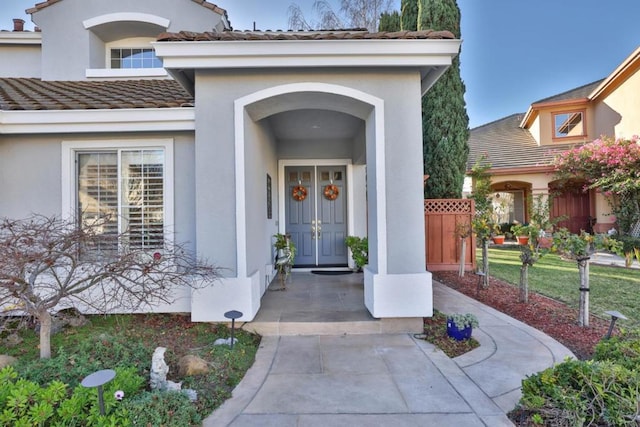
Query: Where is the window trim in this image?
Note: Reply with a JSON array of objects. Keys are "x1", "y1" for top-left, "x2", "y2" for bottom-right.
[
  {"x1": 106, "y1": 37, "x2": 162, "y2": 70},
  {"x1": 551, "y1": 108, "x2": 587, "y2": 141},
  {"x1": 61, "y1": 139, "x2": 174, "y2": 245},
  {"x1": 85, "y1": 37, "x2": 168, "y2": 78}
]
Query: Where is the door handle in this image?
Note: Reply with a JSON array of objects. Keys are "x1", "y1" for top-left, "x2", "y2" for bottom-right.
[{"x1": 311, "y1": 224, "x2": 316, "y2": 239}]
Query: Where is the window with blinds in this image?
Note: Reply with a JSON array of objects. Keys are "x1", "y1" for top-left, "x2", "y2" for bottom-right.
[{"x1": 77, "y1": 149, "x2": 164, "y2": 253}]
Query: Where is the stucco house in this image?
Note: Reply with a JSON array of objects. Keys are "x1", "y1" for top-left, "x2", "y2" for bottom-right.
[
  {"x1": 0, "y1": 0, "x2": 461, "y2": 324},
  {"x1": 468, "y1": 46, "x2": 640, "y2": 234}
]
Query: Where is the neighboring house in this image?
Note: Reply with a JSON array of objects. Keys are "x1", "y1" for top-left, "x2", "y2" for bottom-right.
[
  {"x1": 0, "y1": 0, "x2": 460, "y2": 323},
  {"x1": 468, "y1": 46, "x2": 640, "y2": 234}
]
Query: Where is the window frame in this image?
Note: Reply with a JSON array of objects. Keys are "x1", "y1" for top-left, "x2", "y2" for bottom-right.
[
  {"x1": 105, "y1": 37, "x2": 162, "y2": 70},
  {"x1": 62, "y1": 139, "x2": 175, "y2": 248},
  {"x1": 551, "y1": 109, "x2": 587, "y2": 141},
  {"x1": 87, "y1": 37, "x2": 167, "y2": 78}
]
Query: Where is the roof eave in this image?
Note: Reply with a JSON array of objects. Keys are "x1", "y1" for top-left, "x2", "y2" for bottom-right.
[
  {"x1": 485, "y1": 165, "x2": 555, "y2": 176},
  {"x1": 0, "y1": 32, "x2": 42, "y2": 45},
  {"x1": 589, "y1": 46, "x2": 640, "y2": 101},
  {"x1": 152, "y1": 38, "x2": 461, "y2": 78},
  {"x1": 521, "y1": 97, "x2": 590, "y2": 129},
  {"x1": 0, "y1": 108, "x2": 195, "y2": 134}
]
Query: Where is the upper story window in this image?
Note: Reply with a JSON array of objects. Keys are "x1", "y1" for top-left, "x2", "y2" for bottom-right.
[
  {"x1": 553, "y1": 110, "x2": 586, "y2": 139},
  {"x1": 110, "y1": 48, "x2": 162, "y2": 69}
]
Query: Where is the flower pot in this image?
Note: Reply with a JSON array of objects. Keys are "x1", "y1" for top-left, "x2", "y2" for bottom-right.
[
  {"x1": 517, "y1": 236, "x2": 529, "y2": 245},
  {"x1": 446, "y1": 319, "x2": 473, "y2": 341},
  {"x1": 491, "y1": 235, "x2": 505, "y2": 245},
  {"x1": 538, "y1": 236, "x2": 553, "y2": 249}
]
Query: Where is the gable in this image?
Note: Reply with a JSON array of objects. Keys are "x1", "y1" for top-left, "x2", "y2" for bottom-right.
[{"x1": 27, "y1": 0, "x2": 231, "y2": 81}]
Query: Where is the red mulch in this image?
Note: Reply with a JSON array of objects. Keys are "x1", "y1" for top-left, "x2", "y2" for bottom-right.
[{"x1": 433, "y1": 271, "x2": 612, "y2": 360}]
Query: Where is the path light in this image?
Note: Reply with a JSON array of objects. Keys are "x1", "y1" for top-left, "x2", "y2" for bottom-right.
[
  {"x1": 604, "y1": 310, "x2": 627, "y2": 339},
  {"x1": 81, "y1": 369, "x2": 116, "y2": 415},
  {"x1": 224, "y1": 310, "x2": 243, "y2": 349}
]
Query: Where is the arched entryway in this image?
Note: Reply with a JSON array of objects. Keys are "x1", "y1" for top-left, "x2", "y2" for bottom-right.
[{"x1": 490, "y1": 181, "x2": 532, "y2": 224}]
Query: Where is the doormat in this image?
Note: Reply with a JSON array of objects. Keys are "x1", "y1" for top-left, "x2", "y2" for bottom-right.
[{"x1": 311, "y1": 270, "x2": 353, "y2": 275}]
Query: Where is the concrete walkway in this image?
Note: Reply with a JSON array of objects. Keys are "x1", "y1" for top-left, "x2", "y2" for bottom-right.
[{"x1": 205, "y1": 281, "x2": 574, "y2": 426}]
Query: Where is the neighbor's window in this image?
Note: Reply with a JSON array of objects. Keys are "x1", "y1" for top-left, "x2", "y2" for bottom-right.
[
  {"x1": 110, "y1": 48, "x2": 162, "y2": 69},
  {"x1": 77, "y1": 149, "x2": 165, "y2": 253},
  {"x1": 553, "y1": 111, "x2": 585, "y2": 139}
]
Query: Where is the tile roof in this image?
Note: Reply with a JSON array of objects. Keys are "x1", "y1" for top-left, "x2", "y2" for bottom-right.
[
  {"x1": 0, "y1": 78, "x2": 193, "y2": 111},
  {"x1": 534, "y1": 79, "x2": 604, "y2": 104},
  {"x1": 467, "y1": 113, "x2": 577, "y2": 171},
  {"x1": 156, "y1": 29, "x2": 456, "y2": 42},
  {"x1": 25, "y1": 0, "x2": 228, "y2": 20}
]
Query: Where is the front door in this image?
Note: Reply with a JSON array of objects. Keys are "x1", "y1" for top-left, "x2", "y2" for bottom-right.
[{"x1": 285, "y1": 165, "x2": 348, "y2": 267}]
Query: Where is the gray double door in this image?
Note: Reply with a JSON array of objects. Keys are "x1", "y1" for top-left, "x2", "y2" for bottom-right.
[{"x1": 285, "y1": 165, "x2": 348, "y2": 267}]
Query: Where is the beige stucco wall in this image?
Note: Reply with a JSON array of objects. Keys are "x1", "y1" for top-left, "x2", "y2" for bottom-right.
[
  {"x1": 594, "y1": 70, "x2": 640, "y2": 139},
  {"x1": 492, "y1": 172, "x2": 550, "y2": 193},
  {"x1": 535, "y1": 105, "x2": 594, "y2": 146},
  {"x1": 490, "y1": 170, "x2": 614, "y2": 231}
]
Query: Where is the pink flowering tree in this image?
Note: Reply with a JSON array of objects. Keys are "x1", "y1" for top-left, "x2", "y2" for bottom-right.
[
  {"x1": 0, "y1": 215, "x2": 219, "y2": 359},
  {"x1": 553, "y1": 135, "x2": 640, "y2": 233}
]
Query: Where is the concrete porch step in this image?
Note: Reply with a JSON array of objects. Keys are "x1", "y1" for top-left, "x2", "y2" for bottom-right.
[{"x1": 243, "y1": 317, "x2": 423, "y2": 336}]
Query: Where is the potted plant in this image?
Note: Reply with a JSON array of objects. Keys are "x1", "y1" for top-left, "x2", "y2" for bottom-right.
[
  {"x1": 273, "y1": 233, "x2": 296, "y2": 289},
  {"x1": 345, "y1": 236, "x2": 368, "y2": 271},
  {"x1": 446, "y1": 313, "x2": 479, "y2": 341},
  {"x1": 511, "y1": 223, "x2": 531, "y2": 245},
  {"x1": 490, "y1": 223, "x2": 505, "y2": 244}
]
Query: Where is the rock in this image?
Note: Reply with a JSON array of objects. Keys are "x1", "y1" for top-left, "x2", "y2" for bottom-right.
[
  {"x1": 166, "y1": 380, "x2": 182, "y2": 391},
  {"x1": 4, "y1": 333, "x2": 23, "y2": 347},
  {"x1": 0, "y1": 355, "x2": 18, "y2": 369},
  {"x1": 150, "y1": 347, "x2": 169, "y2": 390},
  {"x1": 214, "y1": 337, "x2": 238, "y2": 347},
  {"x1": 182, "y1": 389, "x2": 198, "y2": 402},
  {"x1": 178, "y1": 354, "x2": 209, "y2": 376},
  {"x1": 57, "y1": 308, "x2": 89, "y2": 328}
]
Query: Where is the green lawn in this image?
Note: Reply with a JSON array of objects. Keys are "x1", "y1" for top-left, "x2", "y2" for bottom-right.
[{"x1": 484, "y1": 247, "x2": 640, "y2": 328}]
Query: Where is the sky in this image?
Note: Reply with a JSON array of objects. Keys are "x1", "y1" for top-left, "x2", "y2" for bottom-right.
[{"x1": 3, "y1": 0, "x2": 640, "y2": 128}]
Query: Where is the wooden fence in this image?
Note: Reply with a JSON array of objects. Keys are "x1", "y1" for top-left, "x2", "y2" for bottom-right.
[{"x1": 424, "y1": 199, "x2": 476, "y2": 272}]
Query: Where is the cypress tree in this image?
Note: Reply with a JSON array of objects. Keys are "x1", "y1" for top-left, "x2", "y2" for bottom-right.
[
  {"x1": 418, "y1": 0, "x2": 469, "y2": 198},
  {"x1": 378, "y1": 11, "x2": 401, "y2": 32},
  {"x1": 401, "y1": 0, "x2": 418, "y2": 31}
]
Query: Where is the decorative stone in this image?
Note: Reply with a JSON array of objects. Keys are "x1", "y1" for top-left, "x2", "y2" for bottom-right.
[
  {"x1": 4, "y1": 333, "x2": 23, "y2": 347},
  {"x1": 178, "y1": 354, "x2": 209, "y2": 376},
  {"x1": 214, "y1": 337, "x2": 238, "y2": 347},
  {"x1": 0, "y1": 355, "x2": 18, "y2": 369},
  {"x1": 150, "y1": 347, "x2": 169, "y2": 390},
  {"x1": 166, "y1": 380, "x2": 182, "y2": 391},
  {"x1": 182, "y1": 389, "x2": 198, "y2": 402}
]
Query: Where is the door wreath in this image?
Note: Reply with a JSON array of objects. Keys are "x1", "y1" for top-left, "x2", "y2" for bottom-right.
[
  {"x1": 323, "y1": 184, "x2": 339, "y2": 200},
  {"x1": 292, "y1": 185, "x2": 307, "y2": 201}
]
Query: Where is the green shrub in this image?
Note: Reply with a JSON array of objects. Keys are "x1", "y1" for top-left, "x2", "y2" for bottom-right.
[
  {"x1": 519, "y1": 359, "x2": 640, "y2": 426},
  {"x1": 15, "y1": 334, "x2": 151, "y2": 388},
  {"x1": 345, "y1": 236, "x2": 368, "y2": 270},
  {"x1": 593, "y1": 328, "x2": 640, "y2": 371},
  {"x1": 0, "y1": 365, "x2": 145, "y2": 427},
  {"x1": 122, "y1": 391, "x2": 201, "y2": 427},
  {"x1": 617, "y1": 235, "x2": 640, "y2": 254}
]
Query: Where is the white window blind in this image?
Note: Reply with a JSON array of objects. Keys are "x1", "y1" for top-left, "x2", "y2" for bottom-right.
[{"x1": 77, "y1": 149, "x2": 164, "y2": 252}]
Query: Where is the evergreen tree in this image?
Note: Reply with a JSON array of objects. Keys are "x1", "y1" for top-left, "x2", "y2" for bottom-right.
[
  {"x1": 401, "y1": 0, "x2": 418, "y2": 31},
  {"x1": 379, "y1": 10, "x2": 401, "y2": 31},
  {"x1": 418, "y1": 0, "x2": 469, "y2": 198}
]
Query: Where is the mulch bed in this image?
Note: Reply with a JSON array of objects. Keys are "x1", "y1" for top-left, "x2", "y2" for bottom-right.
[{"x1": 433, "y1": 271, "x2": 612, "y2": 360}]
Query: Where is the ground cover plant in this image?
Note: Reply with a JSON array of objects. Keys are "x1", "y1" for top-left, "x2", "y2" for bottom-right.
[{"x1": 0, "y1": 314, "x2": 260, "y2": 426}]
